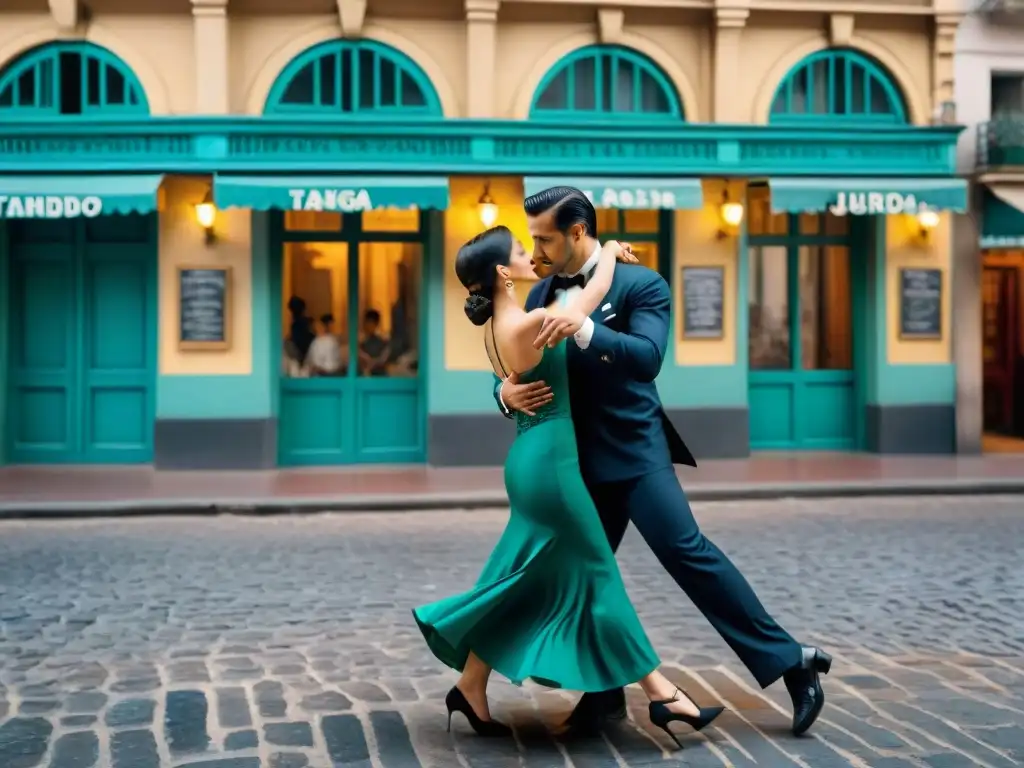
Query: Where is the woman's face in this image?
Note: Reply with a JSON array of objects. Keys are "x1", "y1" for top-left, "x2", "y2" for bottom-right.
[{"x1": 508, "y1": 239, "x2": 533, "y2": 280}]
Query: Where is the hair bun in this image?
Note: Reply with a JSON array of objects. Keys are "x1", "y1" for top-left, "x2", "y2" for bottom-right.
[{"x1": 464, "y1": 294, "x2": 494, "y2": 326}]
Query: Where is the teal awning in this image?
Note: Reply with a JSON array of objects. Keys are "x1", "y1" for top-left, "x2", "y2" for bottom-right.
[
  {"x1": 981, "y1": 185, "x2": 1024, "y2": 248},
  {"x1": 0, "y1": 174, "x2": 164, "y2": 218},
  {"x1": 768, "y1": 178, "x2": 968, "y2": 214},
  {"x1": 214, "y1": 174, "x2": 449, "y2": 211},
  {"x1": 523, "y1": 177, "x2": 703, "y2": 209}
]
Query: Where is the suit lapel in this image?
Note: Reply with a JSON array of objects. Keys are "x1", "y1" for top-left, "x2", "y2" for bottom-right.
[{"x1": 537, "y1": 276, "x2": 556, "y2": 309}]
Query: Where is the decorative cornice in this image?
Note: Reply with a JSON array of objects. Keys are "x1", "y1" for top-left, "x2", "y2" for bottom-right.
[{"x1": 465, "y1": 0, "x2": 500, "y2": 23}]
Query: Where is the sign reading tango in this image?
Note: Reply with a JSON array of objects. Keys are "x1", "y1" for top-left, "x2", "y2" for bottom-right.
[
  {"x1": 828, "y1": 191, "x2": 932, "y2": 217},
  {"x1": 582, "y1": 187, "x2": 677, "y2": 209},
  {"x1": 0, "y1": 195, "x2": 103, "y2": 219},
  {"x1": 289, "y1": 188, "x2": 376, "y2": 212}
]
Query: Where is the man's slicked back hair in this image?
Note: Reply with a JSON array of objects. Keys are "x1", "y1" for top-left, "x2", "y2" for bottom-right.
[{"x1": 524, "y1": 186, "x2": 598, "y2": 238}]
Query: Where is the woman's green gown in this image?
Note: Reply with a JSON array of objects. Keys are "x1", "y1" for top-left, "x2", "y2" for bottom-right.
[{"x1": 413, "y1": 340, "x2": 660, "y2": 691}]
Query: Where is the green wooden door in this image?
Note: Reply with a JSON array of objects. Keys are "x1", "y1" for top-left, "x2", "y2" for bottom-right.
[
  {"x1": 747, "y1": 205, "x2": 860, "y2": 450},
  {"x1": 5, "y1": 215, "x2": 156, "y2": 463},
  {"x1": 275, "y1": 210, "x2": 426, "y2": 465}
]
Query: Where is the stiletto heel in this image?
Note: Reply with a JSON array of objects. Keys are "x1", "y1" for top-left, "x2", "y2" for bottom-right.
[
  {"x1": 445, "y1": 686, "x2": 512, "y2": 737},
  {"x1": 648, "y1": 687, "x2": 725, "y2": 749}
]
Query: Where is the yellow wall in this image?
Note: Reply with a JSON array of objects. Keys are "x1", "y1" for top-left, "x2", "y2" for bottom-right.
[
  {"x1": 885, "y1": 212, "x2": 952, "y2": 365},
  {"x1": 444, "y1": 176, "x2": 536, "y2": 371},
  {"x1": 158, "y1": 176, "x2": 254, "y2": 376},
  {"x1": 674, "y1": 179, "x2": 741, "y2": 366},
  {"x1": 0, "y1": 6, "x2": 940, "y2": 126}
]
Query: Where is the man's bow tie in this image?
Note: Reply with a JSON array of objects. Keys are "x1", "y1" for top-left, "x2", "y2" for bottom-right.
[{"x1": 555, "y1": 274, "x2": 586, "y2": 290}]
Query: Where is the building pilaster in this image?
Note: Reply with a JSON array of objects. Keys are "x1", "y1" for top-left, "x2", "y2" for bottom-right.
[
  {"x1": 465, "y1": 0, "x2": 500, "y2": 118},
  {"x1": 714, "y1": 2, "x2": 750, "y2": 122},
  {"x1": 191, "y1": 0, "x2": 230, "y2": 114}
]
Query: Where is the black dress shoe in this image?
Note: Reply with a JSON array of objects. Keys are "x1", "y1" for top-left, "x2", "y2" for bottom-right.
[
  {"x1": 561, "y1": 689, "x2": 627, "y2": 735},
  {"x1": 784, "y1": 646, "x2": 832, "y2": 736}
]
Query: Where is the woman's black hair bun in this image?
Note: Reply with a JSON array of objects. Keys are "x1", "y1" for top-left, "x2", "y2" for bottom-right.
[{"x1": 464, "y1": 294, "x2": 494, "y2": 326}]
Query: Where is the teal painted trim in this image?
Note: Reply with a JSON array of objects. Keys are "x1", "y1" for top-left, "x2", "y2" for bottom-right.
[
  {"x1": 251, "y1": 211, "x2": 273, "y2": 419},
  {"x1": 426, "y1": 210, "x2": 449, "y2": 415},
  {"x1": 431, "y1": 370, "x2": 500, "y2": 414},
  {"x1": 769, "y1": 48, "x2": 907, "y2": 126},
  {"x1": 981, "y1": 188, "x2": 1024, "y2": 241},
  {"x1": 523, "y1": 176, "x2": 702, "y2": 209},
  {"x1": 264, "y1": 39, "x2": 441, "y2": 116},
  {"x1": 157, "y1": 375, "x2": 273, "y2": 419},
  {"x1": 214, "y1": 174, "x2": 450, "y2": 212},
  {"x1": 0, "y1": 41, "x2": 149, "y2": 118},
  {"x1": 530, "y1": 44, "x2": 683, "y2": 121},
  {"x1": 850, "y1": 216, "x2": 870, "y2": 450},
  {"x1": 877, "y1": 364, "x2": 955, "y2": 405},
  {"x1": 736, "y1": 207, "x2": 749, "y2": 384},
  {"x1": 768, "y1": 177, "x2": 968, "y2": 213},
  {"x1": 658, "y1": 365, "x2": 746, "y2": 408},
  {"x1": 0, "y1": 220, "x2": 7, "y2": 465},
  {"x1": 0, "y1": 174, "x2": 164, "y2": 216},
  {"x1": 0, "y1": 117, "x2": 965, "y2": 177}
]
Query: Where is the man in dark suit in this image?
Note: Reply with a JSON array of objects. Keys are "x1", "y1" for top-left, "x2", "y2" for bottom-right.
[{"x1": 493, "y1": 186, "x2": 830, "y2": 737}]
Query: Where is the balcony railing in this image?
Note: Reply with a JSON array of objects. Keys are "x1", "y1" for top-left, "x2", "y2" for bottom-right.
[{"x1": 977, "y1": 114, "x2": 1024, "y2": 170}]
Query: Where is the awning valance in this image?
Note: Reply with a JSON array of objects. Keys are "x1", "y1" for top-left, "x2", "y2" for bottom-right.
[
  {"x1": 214, "y1": 174, "x2": 450, "y2": 212},
  {"x1": 0, "y1": 174, "x2": 164, "y2": 218},
  {"x1": 981, "y1": 184, "x2": 1024, "y2": 248},
  {"x1": 523, "y1": 177, "x2": 703, "y2": 210},
  {"x1": 768, "y1": 178, "x2": 968, "y2": 214}
]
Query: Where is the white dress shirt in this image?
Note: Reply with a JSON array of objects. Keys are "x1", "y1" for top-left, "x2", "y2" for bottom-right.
[
  {"x1": 307, "y1": 333, "x2": 343, "y2": 373},
  {"x1": 499, "y1": 243, "x2": 603, "y2": 412}
]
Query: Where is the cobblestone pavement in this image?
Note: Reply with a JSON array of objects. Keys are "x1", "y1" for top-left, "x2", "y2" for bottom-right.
[{"x1": 1, "y1": 497, "x2": 1023, "y2": 768}]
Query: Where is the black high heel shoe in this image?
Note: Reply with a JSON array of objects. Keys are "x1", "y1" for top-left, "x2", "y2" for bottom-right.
[
  {"x1": 445, "y1": 686, "x2": 512, "y2": 737},
  {"x1": 648, "y1": 687, "x2": 725, "y2": 749}
]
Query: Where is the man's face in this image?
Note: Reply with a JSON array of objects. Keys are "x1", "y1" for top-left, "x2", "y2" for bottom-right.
[
  {"x1": 363, "y1": 318, "x2": 379, "y2": 336},
  {"x1": 527, "y1": 210, "x2": 576, "y2": 279}
]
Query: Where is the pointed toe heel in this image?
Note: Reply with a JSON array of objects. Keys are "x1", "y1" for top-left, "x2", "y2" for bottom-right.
[
  {"x1": 647, "y1": 688, "x2": 725, "y2": 749},
  {"x1": 445, "y1": 686, "x2": 512, "y2": 738}
]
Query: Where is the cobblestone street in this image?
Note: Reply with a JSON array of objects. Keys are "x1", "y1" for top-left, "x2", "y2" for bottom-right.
[{"x1": 1, "y1": 496, "x2": 1023, "y2": 768}]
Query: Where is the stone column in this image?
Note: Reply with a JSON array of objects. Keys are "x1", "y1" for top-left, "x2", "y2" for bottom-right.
[
  {"x1": 191, "y1": 0, "x2": 230, "y2": 114},
  {"x1": 465, "y1": 0, "x2": 500, "y2": 118},
  {"x1": 713, "y1": 2, "x2": 749, "y2": 122}
]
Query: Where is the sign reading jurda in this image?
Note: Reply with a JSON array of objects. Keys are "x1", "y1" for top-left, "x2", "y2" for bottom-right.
[
  {"x1": 0, "y1": 195, "x2": 103, "y2": 218},
  {"x1": 581, "y1": 187, "x2": 676, "y2": 209},
  {"x1": 828, "y1": 191, "x2": 931, "y2": 217},
  {"x1": 289, "y1": 188, "x2": 375, "y2": 212}
]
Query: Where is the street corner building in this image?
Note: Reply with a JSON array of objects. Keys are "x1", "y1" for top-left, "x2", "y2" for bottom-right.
[{"x1": 0, "y1": 0, "x2": 973, "y2": 471}]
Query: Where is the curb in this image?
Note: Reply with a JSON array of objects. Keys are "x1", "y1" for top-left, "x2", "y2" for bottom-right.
[{"x1": 2, "y1": 478, "x2": 1024, "y2": 518}]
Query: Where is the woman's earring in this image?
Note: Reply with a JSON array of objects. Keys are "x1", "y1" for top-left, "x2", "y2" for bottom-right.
[{"x1": 505, "y1": 279, "x2": 515, "y2": 289}]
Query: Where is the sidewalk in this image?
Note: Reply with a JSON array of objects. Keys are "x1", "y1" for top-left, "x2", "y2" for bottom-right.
[{"x1": 2, "y1": 453, "x2": 1024, "y2": 517}]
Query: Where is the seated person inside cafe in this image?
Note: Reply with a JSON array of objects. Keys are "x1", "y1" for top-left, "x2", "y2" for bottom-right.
[
  {"x1": 359, "y1": 309, "x2": 390, "y2": 376},
  {"x1": 307, "y1": 313, "x2": 347, "y2": 376}
]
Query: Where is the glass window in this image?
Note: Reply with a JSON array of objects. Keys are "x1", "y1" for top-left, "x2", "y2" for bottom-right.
[
  {"x1": 357, "y1": 242, "x2": 421, "y2": 378},
  {"x1": 282, "y1": 242, "x2": 350, "y2": 378},
  {"x1": 284, "y1": 211, "x2": 342, "y2": 232},
  {"x1": 596, "y1": 209, "x2": 618, "y2": 233},
  {"x1": 623, "y1": 209, "x2": 659, "y2": 233},
  {"x1": 748, "y1": 245, "x2": 790, "y2": 369},
  {"x1": 799, "y1": 246, "x2": 852, "y2": 370},
  {"x1": 361, "y1": 208, "x2": 420, "y2": 233}
]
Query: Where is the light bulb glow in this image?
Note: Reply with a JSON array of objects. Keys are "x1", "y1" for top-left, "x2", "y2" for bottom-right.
[
  {"x1": 917, "y1": 209, "x2": 940, "y2": 230},
  {"x1": 195, "y1": 201, "x2": 216, "y2": 229},
  {"x1": 721, "y1": 201, "x2": 744, "y2": 227},
  {"x1": 479, "y1": 202, "x2": 498, "y2": 227}
]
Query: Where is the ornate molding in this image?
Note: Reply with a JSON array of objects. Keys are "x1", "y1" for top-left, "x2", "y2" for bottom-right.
[
  {"x1": 336, "y1": 0, "x2": 367, "y2": 38},
  {"x1": 597, "y1": 9, "x2": 625, "y2": 43},
  {"x1": 465, "y1": 0, "x2": 499, "y2": 23},
  {"x1": 828, "y1": 13, "x2": 854, "y2": 46},
  {"x1": 47, "y1": 0, "x2": 79, "y2": 30}
]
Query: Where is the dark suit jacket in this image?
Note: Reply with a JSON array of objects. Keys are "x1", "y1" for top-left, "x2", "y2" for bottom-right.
[{"x1": 493, "y1": 265, "x2": 696, "y2": 483}]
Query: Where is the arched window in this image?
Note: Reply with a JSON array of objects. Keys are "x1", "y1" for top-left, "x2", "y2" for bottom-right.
[
  {"x1": 0, "y1": 41, "x2": 148, "y2": 117},
  {"x1": 264, "y1": 39, "x2": 441, "y2": 116},
  {"x1": 530, "y1": 44, "x2": 683, "y2": 121},
  {"x1": 769, "y1": 48, "x2": 907, "y2": 125}
]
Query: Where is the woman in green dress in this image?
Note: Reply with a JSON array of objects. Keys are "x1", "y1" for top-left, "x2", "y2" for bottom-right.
[{"x1": 413, "y1": 226, "x2": 724, "y2": 748}]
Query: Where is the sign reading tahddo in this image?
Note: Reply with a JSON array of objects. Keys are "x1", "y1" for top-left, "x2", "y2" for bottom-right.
[{"x1": 0, "y1": 195, "x2": 103, "y2": 219}]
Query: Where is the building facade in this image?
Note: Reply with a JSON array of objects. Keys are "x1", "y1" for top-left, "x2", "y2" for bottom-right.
[
  {"x1": 0, "y1": 0, "x2": 967, "y2": 469},
  {"x1": 955, "y1": 1, "x2": 1024, "y2": 454}
]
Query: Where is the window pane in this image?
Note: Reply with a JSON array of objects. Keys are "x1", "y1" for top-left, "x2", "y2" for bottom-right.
[
  {"x1": 573, "y1": 57, "x2": 596, "y2": 111},
  {"x1": 799, "y1": 212, "x2": 820, "y2": 234},
  {"x1": 361, "y1": 208, "x2": 420, "y2": 232},
  {"x1": 281, "y1": 62, "x2": 315, "y2": 105},
  {"x1": 824, "y1": 211, "x2": 849, "y2": 235},
  {"x1": 630, "y1": 242, "x2": 658, "y2": 272},
  {"x1": 357, "y1": 242, "x2": 422, "y2": 377},
  {"x1": 282, "y1": 242, "x2": 350, "y2": 378},
  {"x1": 622, "y1": 209, "x2": 659, "y2": 233},
  {"x1": 749, "y1": 246, "x2": 790, "y2": 369},
  {"x1": 284, "y1": 211, "x2": 342, "y2": 232},
  {"x1": 535, "y1": 71, "x2": 567, "y2": 110},
  {"x1": 799, "y1": 246, "x2": 851, "y2": 370},
  {"x1": 613, "y1": 60, "x2": 635, "y2": 112},
  {"x1": 596, "y1": 208, "x2": 619, "y2": 233},
  {"x1": 639, "y1": 72, "x2": 670, "y2": 113}
]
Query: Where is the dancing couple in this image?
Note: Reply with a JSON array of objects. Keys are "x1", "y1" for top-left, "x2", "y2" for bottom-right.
[{"x1": 413, "y1": 186, "x2": 830, "y2": 747}]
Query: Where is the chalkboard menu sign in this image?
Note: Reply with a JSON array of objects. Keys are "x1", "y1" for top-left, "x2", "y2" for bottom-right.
[
  {"x1": 682, "y1": 266, "x2": 725, "y2": 339},
  {"x1": 178, "y1": 266, "x2": 232, "y2": 350},
  {"x1": 899, "y1": 268, "x2": 942, "y2": 340}
]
